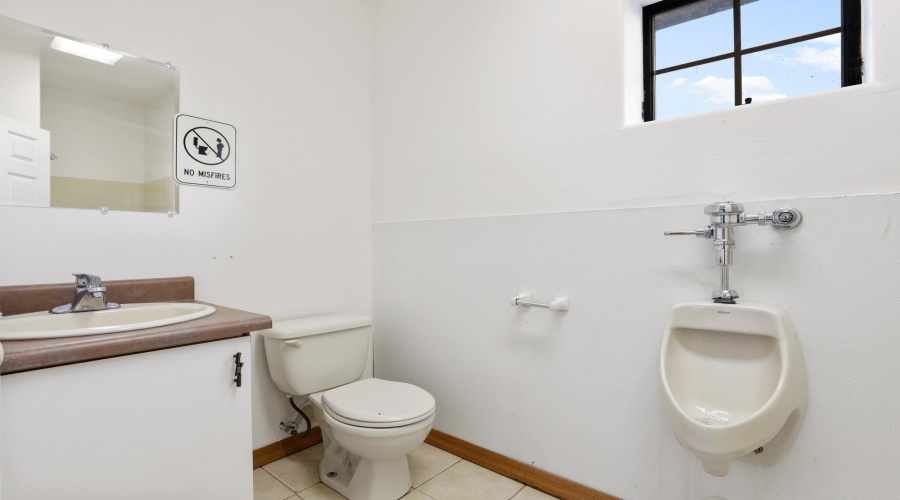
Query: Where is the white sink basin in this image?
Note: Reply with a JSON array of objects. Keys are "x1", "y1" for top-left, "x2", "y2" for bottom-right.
[{"x1": 0, "y1": 303, "x2": 216, "y2": 340}]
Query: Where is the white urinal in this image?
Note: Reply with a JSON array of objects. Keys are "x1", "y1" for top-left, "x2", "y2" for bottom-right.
[{"x1": 660, "y1": 301, "x2": 807, "y2": 477}]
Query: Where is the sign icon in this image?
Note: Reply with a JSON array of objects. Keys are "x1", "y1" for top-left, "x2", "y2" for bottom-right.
[
  {"x1": 174, "y1": 114, "x2": 236, "y2": 189},
  {"x1": 184, "y1": 127, "x2": 230, "y2": 165}
]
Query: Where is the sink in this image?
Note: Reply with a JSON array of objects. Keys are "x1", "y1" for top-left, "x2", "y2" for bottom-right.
[{"x1": 0, "y1": 303, "x2": 216, "y2": 340}]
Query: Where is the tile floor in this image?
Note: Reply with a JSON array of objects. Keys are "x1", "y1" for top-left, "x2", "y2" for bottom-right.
[{"x1": 254, "y1": 442, "x2": 559, "y2": 500}]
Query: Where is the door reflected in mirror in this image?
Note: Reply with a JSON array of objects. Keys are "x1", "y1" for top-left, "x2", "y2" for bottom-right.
[{"x1": 0, "y1": 15, "x2": 179, "y2": 213}]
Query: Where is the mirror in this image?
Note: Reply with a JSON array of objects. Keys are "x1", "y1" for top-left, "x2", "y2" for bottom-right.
[{"x1": 0, "y1": 15, "x2": 179, "y2": 213}]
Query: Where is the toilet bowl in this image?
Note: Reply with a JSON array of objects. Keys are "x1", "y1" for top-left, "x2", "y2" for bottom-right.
[
  {"x1": 260, "y1": 315, "x2": 436, "y2": 500},
  {"x1": 310, "y1": 378, "x2": 435, "y2": 500},
  {"x1": 660, "y1": 302, "x2": 807, "y2": 476}
]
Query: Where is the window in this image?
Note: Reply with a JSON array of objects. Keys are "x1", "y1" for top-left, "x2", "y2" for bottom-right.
[{"x1": 642, "y1": 0, "x2": 862, "y2": 121}]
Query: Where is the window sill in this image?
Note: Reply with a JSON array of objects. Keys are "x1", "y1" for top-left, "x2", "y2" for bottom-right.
[{"x1": 619, "y1": 80, "x2": 882, "y2": 131}]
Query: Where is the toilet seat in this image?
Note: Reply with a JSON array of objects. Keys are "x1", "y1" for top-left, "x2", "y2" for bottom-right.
[{"x1": 319, "y1": 378, "x2": 436, "y2": 429}]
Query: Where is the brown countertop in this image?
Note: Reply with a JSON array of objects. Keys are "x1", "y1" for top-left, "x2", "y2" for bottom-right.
[{"x1": 0, "y1": 277, "x2": 272, "y2": 375}]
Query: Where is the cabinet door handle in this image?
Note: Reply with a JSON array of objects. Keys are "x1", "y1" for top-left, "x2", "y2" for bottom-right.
[{"x1": 233, "y1": 352, "x2": 245, "y2": 387}]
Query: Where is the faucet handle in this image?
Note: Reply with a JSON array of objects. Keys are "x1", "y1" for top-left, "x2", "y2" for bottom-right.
[
  {"x1": 664, "y1": 226, "x2": 713, "y2": 239},
  {"x1": 72, "y1": 273, "x2": 102, "y2": 288}
]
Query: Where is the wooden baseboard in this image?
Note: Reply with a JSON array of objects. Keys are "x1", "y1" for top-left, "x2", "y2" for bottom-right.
[
  {"x1": 425, "y1": 429, "x2": 619, "y2": 500},
  {"x1": 252, "y1": 427, "x2": 323, "y2": 469}
]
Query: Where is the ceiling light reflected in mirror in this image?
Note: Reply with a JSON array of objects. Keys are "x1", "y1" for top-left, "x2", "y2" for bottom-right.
[{"x1": 50, "y1": 36, "x2": 122, "y2": 65}]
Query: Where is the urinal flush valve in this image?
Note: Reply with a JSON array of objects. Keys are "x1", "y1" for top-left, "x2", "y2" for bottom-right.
[{"x1": 665, "y1": 202, "x2": 802, "y2": 304}]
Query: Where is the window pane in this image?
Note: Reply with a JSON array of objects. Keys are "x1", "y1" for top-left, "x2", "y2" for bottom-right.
[
  {"x1": 742, "y1": 34, "x2": 841, "y2": 103},
  {"x1": 656, "y1": 58, "x2": 734, "y2": 120},
  {"x1": 654, "y1": 0, "x2": 734, "y2": 70},
  {"x1": 741, "y1": 0, "x2": 841, "y2": 49}
]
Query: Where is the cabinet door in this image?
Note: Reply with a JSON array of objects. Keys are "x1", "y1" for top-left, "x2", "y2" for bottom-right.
[
  {"x1": 0, "y1": 344, "x2": 3, "y2": 500},
  {"x1": 1, "y1": 336, "x2": 252, "y2": 500}
]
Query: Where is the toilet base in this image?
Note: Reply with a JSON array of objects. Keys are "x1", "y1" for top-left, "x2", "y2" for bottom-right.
[
  {"x1": 313, "y1": 404, "x2": 418, "y2": 500},
  {"x1": 320, "y1": 453, "x2": 411, "y2": 500}
]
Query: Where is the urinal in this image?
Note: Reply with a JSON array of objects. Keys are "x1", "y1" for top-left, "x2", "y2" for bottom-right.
[{"x1": 660, "y1": 301, "x2": 807, "y2": 476}]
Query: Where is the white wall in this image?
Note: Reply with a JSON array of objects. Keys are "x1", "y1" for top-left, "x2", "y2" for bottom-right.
[
  {"x1": 374, "y1": 195, "x2": 900, "y2": 499},
  {"x1": 42, "y1": 86, "x2": 148, "y2": 183},
  {"x1": 42, "y1": 87, "x2": 177, "y2": 184},
  {"x1": 0, "y1": 34, "x2": 40, "y2": 127},
  {"x1": 373, "y1": 0, "x2": 900, "y2": 223},
  {"x1": 144, "y1": 90, "x2": 177, "y2": 182},
  {"x1": 372, "y1": 0, "x2": 900, "y2": 498},
  {"x1": 0, "y1": 0, "x2": 374, "y2": 450}
]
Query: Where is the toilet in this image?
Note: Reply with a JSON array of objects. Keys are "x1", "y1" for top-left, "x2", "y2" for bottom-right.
[
  {"x1": 260, "y1": 314, "x2": 435, "y2": 500},
  {"x1": 660, "y1": 302, "x2": 807, "y2": 477}
]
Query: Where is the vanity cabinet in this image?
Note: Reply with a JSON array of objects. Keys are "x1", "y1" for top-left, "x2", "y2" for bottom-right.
[{"x1": 0, "y1": 336, "x2": 252, "y2": 500}]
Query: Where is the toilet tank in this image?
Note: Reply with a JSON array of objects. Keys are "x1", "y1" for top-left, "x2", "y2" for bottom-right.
[{"x1": 259, "y1": 314, "x2": 371, "y2": 396}]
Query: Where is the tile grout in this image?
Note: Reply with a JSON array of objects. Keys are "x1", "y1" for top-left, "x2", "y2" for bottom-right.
[
  {"x1": 416, "y1": 458, "x2": 534, "y2": 500},
  {"x1": 411, "y1": 488, "x2": 438, "y2": 499},
  {"x1": 412, "y1": 452, "x2": 463, "y2": 490},
  {"x1": 257, "y1": 467, "x2": 300, "y2": 500},
  {"x1": 262, "y1": 464, "x2": 313, "y2": 495},
  {"x1": 297, "y1": 482, "x2": 326, "y2": 497},
  {"x1": 506, "y1": 483, "x2": 526, "y2": 500}
]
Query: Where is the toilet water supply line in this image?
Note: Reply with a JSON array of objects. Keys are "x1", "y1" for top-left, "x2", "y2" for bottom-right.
[{"x1": 280, "y1": 396, "x2": 312, "y2": 438}]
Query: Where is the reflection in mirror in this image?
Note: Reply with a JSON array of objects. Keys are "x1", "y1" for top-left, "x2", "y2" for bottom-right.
[{"x1": 0, "y1": 15, "x2": 179, "y2": 213}]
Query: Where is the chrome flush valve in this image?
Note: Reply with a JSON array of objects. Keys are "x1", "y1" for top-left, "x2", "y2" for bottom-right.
[{"x1": 665, "y1": 202, "x2": 802, "y2": 303}]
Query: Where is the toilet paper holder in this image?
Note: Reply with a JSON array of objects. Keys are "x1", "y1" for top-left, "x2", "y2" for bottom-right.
[{"x1": 510, "y1": 294, "x2": 569, "y2": 312}]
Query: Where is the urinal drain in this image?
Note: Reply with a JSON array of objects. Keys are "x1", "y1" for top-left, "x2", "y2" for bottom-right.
[
  {"x1": 326, "y1": 472, "x2": 337, "y2": 478},
  {"x1": 695, "y1": 417, "x2": 728, "y2": 426}
]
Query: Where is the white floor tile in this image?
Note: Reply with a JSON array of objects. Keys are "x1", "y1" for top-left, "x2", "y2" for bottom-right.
[
  {"x1": 297, "y1": 482, "x2": 347, "y2": 500},
  {"x1": 418, "y1": 460, "x2": 524, "y2": 500},
  {"x1": 402, "y1": 490, "x2": 435, "y2": 499},
  {"x1": 408, "y1": 443, "x2": 462, "y2": 487},
  {"x1": 253, "y1": 468, "x2": 295, "y2": 500},
  {"x1": 264, "y1": 444, "x2": 324, "y2": 492},
  {"x1": 511, "y1": 486, "x2": 558, "y2": 500}
]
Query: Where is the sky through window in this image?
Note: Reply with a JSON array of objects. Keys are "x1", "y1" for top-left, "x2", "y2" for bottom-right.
[{"x1": 653, "y1": 0, "x2": 843, "y2": 120}]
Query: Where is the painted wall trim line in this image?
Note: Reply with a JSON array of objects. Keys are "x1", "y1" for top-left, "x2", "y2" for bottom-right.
[
  {"x1": 425, "y1": 429, "x2": 620, "y2": 500},
  {"x1": 252, "y1": 427, "x2": 323, "y2": 470},
  {"x1": 373, "y1": 191, "x2": 900, "y2": 226}
]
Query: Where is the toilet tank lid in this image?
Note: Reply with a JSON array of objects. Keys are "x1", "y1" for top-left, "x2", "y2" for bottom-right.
[{"x1": 260, "y1": 314, "x2": 372, "y2": 340}]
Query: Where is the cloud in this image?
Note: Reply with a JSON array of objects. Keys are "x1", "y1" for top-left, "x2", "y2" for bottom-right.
[
  {"x1": 742, "y1": 76, "x2": 775, "y2": 92},
  {"x1": 690, "y1": 76, "x2": 734, "y2": 104},
  {"x1": 793, "y1": 46, "x2": 841, "y2": 72},
  {"x1": 664, "y1": 77, "x2": 688, "y2": 90},
  {"x1": 689, "y1": 75, "x2": 774, "y2": 104},
  {"x1": 754, "y1": 38, "x2": 841, "y2": 72},
  {"x1": 814, "y1": 33, "x2": 841, "y2": 46}
]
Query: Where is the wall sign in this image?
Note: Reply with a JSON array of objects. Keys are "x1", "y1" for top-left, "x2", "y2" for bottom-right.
[{"x1": 174, "y1": 114, "x2": 236, "y2": 188}]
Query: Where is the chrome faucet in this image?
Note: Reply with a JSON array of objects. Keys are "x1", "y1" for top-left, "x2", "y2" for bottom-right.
[
  {"x1": 50, "y1": 273, "x2": 120, "y2": 313},
  {"x1": 665, "y1": 202, "x2": 803, "y2": 303}
]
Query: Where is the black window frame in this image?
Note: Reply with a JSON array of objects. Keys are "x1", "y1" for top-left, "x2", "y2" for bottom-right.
[{"x1": 642, "y1": 0, "x2": 863, "y2": 122}]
